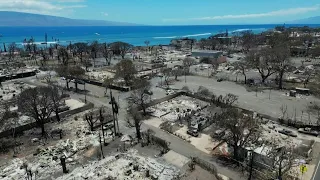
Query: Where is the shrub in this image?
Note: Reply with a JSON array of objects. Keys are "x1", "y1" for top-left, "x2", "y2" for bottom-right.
[
  {"x1": 196, "y1": 86, "x2": 212, "y2": 97},
  {"x1": 181, "y1": 86, "x2": 190, "y2": 92}
]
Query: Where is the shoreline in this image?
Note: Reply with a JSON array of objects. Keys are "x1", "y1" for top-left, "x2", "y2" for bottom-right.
[
  {"x1": 0, "y1": 24, "x2": 318, "y2": 47},
  {"x1": 0, "y1": 24, "x2": 277, "y2": 47}
]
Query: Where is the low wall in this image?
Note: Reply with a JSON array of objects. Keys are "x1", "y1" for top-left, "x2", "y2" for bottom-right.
[
  {"x1": 73, "y1": 77, "x2": 130, "y2": 92},
  {"x1": 0, "y1": 71, "x2": 36, "y2": 83},
  {"x1": 192, "y1": 157, "x2": 233, "y2": 180},
  {"x1": 0, "y1": 102, "x2": 94, "y2": 138}
]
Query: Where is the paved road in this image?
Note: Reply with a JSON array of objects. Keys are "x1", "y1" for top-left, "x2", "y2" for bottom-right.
[
  {"x1": 15, "y1": 75, "x2": 247, "y2": 179},
  {"x1": 143, "y1": 123, "x2": 247, "y2": 180},
  {"x1": 16, "y1": 73, "x2": 320, "y2": 179},
  {"x1": 312, "y1": 156, "x2": 320, "y2": 180},
  {"x1": 170, "y1": 75, "x2": 320, "y2": 125}
]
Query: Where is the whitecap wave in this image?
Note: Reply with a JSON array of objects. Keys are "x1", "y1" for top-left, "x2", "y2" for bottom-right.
[
  {"x1": 153, "y1": 36, "x2": 177, "y2": 39},
  {"x1": 232, "y1": 29, "x2": 251, "y2": 33},
  {"x1": 21, "y1": 41, "x2": 59, "y2": 45},
  {"x1": 232, "y1": 28, "x2": 266, "y2": 33},
  {"x1": 183, "y1": 33, "x2": 211, "y2": 37}
]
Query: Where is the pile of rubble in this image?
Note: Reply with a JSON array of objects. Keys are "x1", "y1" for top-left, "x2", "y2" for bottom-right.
[
  {"x1": 1, "y1": 134, "x2": 99, "y2": 180},
  {"x1": 0, "y1": 115, "x2": 31, "y2": 133},
  {"x1": 1, "y1": 113, "x2": 100, "y2": 180},
  {"x1": 148, "y1": 96, "x2": 207, "y2": 121},
  {"x1": 86, "y1": 71, "x2": 115, "y2": 82},
  {"x1": 56, "y1": 149, "x2": 180, "y2": 180},
  {"x1": 0, "y1": 82, "x2": 34, "y2": 101}
]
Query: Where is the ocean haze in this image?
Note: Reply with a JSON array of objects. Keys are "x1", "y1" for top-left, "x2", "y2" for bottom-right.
[{"x1": 0, "y1": 11, "x2": 138, "y2": 27}]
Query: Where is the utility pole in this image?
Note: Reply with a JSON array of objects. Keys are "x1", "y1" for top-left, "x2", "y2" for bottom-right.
[
  {"x1": 84, "y1": 83, "x2": 87, "y2": 103},
  {"x1": 109, "y1": 90, "x2": 117, "y2": 135},
  {"x1": 248, "y1": 150, "x2": 254, "y2": 180},
  {"x1": 277, "y1": 150, "x2": 285, "y2": 180},
  {"x1": 184, "y1": 67, "x2": 187, "y2": 83},
  {"x1": 45, "y1": 33, "x2": 48, "y2": 48},
  {"x1": 99, "y1": 132, "x2": 105, "y2": 159},
  {"x1": 269, "y1": 88, "x2": 271, "y2": 100},
  {"x1": 109, "y1": 90, "x2": 120, "y2": 135}
]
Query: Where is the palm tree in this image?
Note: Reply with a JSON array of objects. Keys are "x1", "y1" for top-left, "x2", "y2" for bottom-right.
[{"x1": 144, "y1": 40, "x2": 150, "y2": 53}]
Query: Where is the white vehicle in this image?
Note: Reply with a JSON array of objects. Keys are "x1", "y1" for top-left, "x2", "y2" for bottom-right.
[{"x1": 166, "y1": 89, "x2": 175, "y2": 95}]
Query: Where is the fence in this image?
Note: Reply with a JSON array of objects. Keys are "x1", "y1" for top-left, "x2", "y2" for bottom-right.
[
  {"x1": 0, "y1": 102, "x2": 94, "y2": 138},
  {"x1": 141, "y1": 131, "x2": 170, "y2": 152},
  {"x1": 0, "y1": 71, "x2": 36, "y2": 83},
  {"x1": 77, "y1": 78, "x2": 131, "y2": 92},
  {"x1": 192, "y1": 157, "x2": 233, "y2": 180}
]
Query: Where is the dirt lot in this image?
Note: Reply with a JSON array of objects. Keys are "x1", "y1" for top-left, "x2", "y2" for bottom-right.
[{"x1": 181, "y1": 165, "x2": 218, "y2": 180}]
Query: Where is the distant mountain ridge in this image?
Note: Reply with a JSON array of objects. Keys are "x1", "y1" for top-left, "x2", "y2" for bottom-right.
[
  {"x1": 0, "y1": 11, "x2": 139, "y2": 26},
  {"x1": 287, "y1": 16, "x2": 320, "y2": 24}
]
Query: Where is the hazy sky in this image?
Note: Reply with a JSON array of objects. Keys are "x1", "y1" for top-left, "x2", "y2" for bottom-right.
[{"x1": 0, "y1": 0, "x2": 319, "y2": 25}]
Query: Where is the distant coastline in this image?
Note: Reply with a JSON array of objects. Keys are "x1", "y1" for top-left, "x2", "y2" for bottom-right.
[{"x1": 0, "y1": 24, "x2": 319, "y2": 47}]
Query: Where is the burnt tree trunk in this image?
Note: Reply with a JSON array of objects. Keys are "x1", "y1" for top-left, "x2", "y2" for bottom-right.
[
  {"x1": 40, "y1": 122, "x2": 45, "y2": 137},
  {"x1": 135, "y1": 120, "x2": 141, "y2": 140},
  {"x1": 278, "y1": 70, "x2": 285, "y2": 90},
  {"x1": 66, "y1": 79, "x2": 69, "y2": 90},
  {"x1": 55, "y1": 110, "x2": 61, "y2": 122}
]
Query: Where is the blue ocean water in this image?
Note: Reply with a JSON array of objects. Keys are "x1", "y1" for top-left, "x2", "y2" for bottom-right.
[{"x1": 0, "y1": 24, "x2": 319, "y2": 47}]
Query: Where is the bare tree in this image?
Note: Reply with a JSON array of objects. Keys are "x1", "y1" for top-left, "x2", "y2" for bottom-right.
[
  {"x1": 127, "y1": 109, "x2": 143, "y2": 141},
  {"x1": 171, "y1": 68, "x2": 183, "y2": 80},
  {"x1": 240, "y1": 31, "x2": 256, "y2": 53},
  {"x1": 144, "y1": 40, "x2": 150, "y2": 53},
  {"x1": 271, "y1": 34, "x2": 291, "y2": 89},
  {"x1": 183, "y1": 57, "x2": 195, "y2": 73},
  {"x1": 90, "y1": 41, "x2": 99, "y2": 59},
  {"x1": 103, "y1": 77, "x2": 113, "y2": 96},
  {"x1": 48, "y1": 47, "x2": 53, "y2": 59},
  {"x1": 263, "y1": 146, "x2": 298, "y2": 180},
  {"x1": 55, "y1": 66, "x2": 85, "y2": 91},
  {"x1": 247, "y1": 49, "x2": 276, "y2": 84},
  {"x1": 207, "y1": 38, "x2": 219, "y2": 50},
  {"x1": 102, "y1": 43, "x2": 113, "y2": 66},
  {"x1": 109, "y1": 41, "x2": 133, "y2": 59},
  {"x1": 39, "y1": 48, "x2": 48, "y2": 67},
  {"x1": 84, "y1": 110, "x2": 98, "y2": 131},
  {"x1": 114, "y1": 59, "x2": 137, "y2": 86},
  {"x1": 215, "y1": 108, "x2": 261, "y2": 160},
  {"x1": 73, "y1": 42, "x2": 88, "y2": 63},
  {"x1": 49, "y1": 86, "x2": 62, "y2": 122},
  {"x1": 18, "y1": 87, "x2": 55, "y2": 136},
  {"x1": 198, "y1": 38, "x2": 207, "y2": 49},
  {"x1": 211, "y1": 93, "x2": 238, "y2": 108},
  {"x1": 128, "y1": 79, "x2": 152, "y2": 115},
  {"x1": 311, "y1": 46, "x2": 320, "y2": 59},
  {"x1": 280, "y1": 104, "x2": 288, "y2": 120},
  {"x1": 186, "y1": 38, "x2": 196, "y2": 52},
  {"x1": 183, "y1": 57, "x2": 195, "y2": 82},
  {"x1": 303, "y1": 69, "x2": 314, "y2": 88},
  {"x1": 233, "y1": 60, "x2": 249, "y2": 84},
  {"x1": 8, "y1": 42, "x2": 17, "y2": 61},
  {"x1": 161, "y1": 68, "x2": 172, "y2": 87},
  {"x1": 58, "y1": 47, "x2": 69, "y2": 66},
  {"x1": 69, "y1": 66, "x2": 85, "y2": 92},
  {"x1": 55, "y1": 66, "x2": 71, "y2": 89}
]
